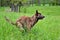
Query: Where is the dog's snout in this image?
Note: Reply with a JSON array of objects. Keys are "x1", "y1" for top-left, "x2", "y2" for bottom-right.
[{"x1": 43, "y1": 16, "x2": 45, "y2": 18}]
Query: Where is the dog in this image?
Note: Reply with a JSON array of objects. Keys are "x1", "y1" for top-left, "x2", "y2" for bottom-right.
[{"x1": 5, "y1": 10, "x2": 45, "y2": 32}]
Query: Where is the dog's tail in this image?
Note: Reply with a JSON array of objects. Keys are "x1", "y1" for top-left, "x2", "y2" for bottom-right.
[{"x1": 4, "y1": 16, "x2": 16, "y2": 25}]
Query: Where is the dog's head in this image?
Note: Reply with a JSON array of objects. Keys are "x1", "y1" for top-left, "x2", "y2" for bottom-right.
[{"x1": 35, "y1": 10, "x2": 45, "y2": 19}]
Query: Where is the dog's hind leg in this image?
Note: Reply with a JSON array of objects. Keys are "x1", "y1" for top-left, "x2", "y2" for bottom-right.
[{"x1": 17, "y1": 22, "x2": 24, "y2": 32}]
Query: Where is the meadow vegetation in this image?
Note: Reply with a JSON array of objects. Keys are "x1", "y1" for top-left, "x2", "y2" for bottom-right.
[{"x1": 0, "y1": 6, "x2": 60, "y2": 40}]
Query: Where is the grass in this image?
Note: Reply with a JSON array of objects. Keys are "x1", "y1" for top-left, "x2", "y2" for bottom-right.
[{"x1": 0, "y1": 6, "x2": 60, "y2": 40}]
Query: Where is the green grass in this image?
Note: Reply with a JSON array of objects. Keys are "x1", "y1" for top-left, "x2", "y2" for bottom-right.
[{"x1": 0, "y1": 6, "x2": 60, "y2": 40}]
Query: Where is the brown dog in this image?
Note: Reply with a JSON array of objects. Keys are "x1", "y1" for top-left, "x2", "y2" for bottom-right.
[{"x1": 5, "y1": 10, "x2": 45, "y2": 31}]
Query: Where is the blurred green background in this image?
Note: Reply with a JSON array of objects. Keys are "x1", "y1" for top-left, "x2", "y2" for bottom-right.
[{"x1": 0, "y1": 0, "x2": 60, "y2": 40}]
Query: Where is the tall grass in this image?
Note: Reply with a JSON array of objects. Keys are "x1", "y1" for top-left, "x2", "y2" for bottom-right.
[{"x1": 0, "y1": 6, "x2": 60, "y2": 40}]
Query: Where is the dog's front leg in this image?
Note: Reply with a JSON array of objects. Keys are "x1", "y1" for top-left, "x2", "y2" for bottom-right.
[{"x1": 27, "y1": 24, "x2": 31, "y2": 32}]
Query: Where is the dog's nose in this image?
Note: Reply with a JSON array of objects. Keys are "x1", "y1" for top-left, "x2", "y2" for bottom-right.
[{"x1": 43, "y1": 16, "x2": 45, "y2": 18}]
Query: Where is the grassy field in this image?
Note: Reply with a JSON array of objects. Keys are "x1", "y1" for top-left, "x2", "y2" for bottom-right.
[{"x1": 0, "y1": 6, "x2": 60, "y2": 40}]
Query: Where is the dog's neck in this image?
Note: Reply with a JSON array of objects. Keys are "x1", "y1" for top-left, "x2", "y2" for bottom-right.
[{"x1": 31, "y1": 15, "x2": 39, "y2": 27}]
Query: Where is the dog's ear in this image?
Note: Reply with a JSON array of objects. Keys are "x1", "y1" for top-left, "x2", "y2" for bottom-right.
[
  {"x1": 35, "y1": 10, "x2": 38, "y2": 16},
  {"x1": 36, "y1": 10, "x2": 38, "y2": 14}
]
